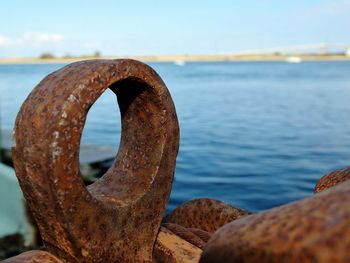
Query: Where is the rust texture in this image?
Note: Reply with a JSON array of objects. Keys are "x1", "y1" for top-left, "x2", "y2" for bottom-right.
[
  {"x1": 314, "y1": 166, "x2": 350, "y2": 193},
  {"x1": 162, "y1": 223, "x2": 206, "y2": 249},
  {"x1": 186, "y1": 228, "x2": 212, "y2": 243},
  {"x1": 3, "y1": 250, "x2": 63, "y2": 263},
  {"x1": 153, "y1": 227, "x2": 202, "y2": 263},
  {"x1": 11, "y1": 59, "x2": 180, "y2": 262},
  {"x1": 165, "y1": 198, "x2": 251, "y2": 233},
  {"x1": 200, "y1": 180, "x2": 350, "y2": 263}
]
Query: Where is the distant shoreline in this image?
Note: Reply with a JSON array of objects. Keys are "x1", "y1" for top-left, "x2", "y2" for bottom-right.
[{"x1": 0, "y1": 54, "x2": 349, "y2": 64}]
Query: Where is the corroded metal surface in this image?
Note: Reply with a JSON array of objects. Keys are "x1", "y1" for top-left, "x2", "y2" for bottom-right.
[
  {"x1": 153, "y1": 227, "x2": 202, "y2": 263},
  {"x1": 314, "y1": 166, "x2": 350, "y2": 193},
  {"x1": 165, "y1": 198, "x2": 251, "y2": 233},
  {"x1": 200, "y1": 180, "x2": 350, "y2": 263},
  {"x1": 186, "y1": 228, "x2": 212, "y2": 243},
  {"x1": 3, "y1": 250, "x2": 63, "y2": 263},
  {"x1": 11, "y1": 59, "x2": 179, "y2": 262},
  {"x1": 162, "y1": 223, "x2": 206, "y2": 249}
]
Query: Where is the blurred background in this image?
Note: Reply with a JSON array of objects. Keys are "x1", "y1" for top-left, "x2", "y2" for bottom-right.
[{"x1": 0, "y1": 0, "x2": 350, "y2": 258}]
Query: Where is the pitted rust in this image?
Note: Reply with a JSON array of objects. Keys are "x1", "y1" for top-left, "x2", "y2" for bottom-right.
[
  {"x1": 3, "y1": 250, "x2": 63, "y2": 263},
  {"x1": 186, "y1": 228, "x2": 212, "y2": 243},
  {"x1": 162, "y1": 223, "x2": 206, "y2": 249},
  {"x1": 153, "y1": 227, "x2": 202, "y2": 263},
  {"x1": 165, "y1": 198, "x2": 251, "y2": 233},
  {"x1": 11, "y1": 59, "x2": 180, "y2": 262},
  {"x1": 314, "y1": 166, "x2": 350, "y2": 193},
  {"x1": 200, "y1": 180, "x2": 350, "y2": 263}
]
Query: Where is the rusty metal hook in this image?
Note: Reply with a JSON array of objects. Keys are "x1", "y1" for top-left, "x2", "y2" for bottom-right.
[{"x1": 10, "y1": 59, "x2": 179, "y2": 262}]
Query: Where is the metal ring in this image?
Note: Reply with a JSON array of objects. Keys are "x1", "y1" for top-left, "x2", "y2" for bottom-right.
[{"x1": 13, "y1": 59, "x2": 179, "y2": 262}]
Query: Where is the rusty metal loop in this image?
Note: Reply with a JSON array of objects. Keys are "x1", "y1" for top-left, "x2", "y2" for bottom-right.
[{"x1": 12, "y1": 59, "x2": 179, "y2": 262}]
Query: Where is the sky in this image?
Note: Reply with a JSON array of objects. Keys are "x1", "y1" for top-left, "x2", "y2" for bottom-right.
[{"x1": 0, "y1": 0, "x2": 349, "y2": 58}]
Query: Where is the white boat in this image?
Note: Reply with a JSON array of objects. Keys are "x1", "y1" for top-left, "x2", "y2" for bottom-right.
[
  {"x1": 286, "y1": 56, "x2": 302, "y2": 63},
  {"x1": 174, "y1": 60, "x2": 185, "y2": 66},
  {"x1": 346, "y1": 48, "x2": 350, "y2": 57}
]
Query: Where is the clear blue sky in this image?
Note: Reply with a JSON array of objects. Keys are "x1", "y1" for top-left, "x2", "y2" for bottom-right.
[{"x1": 0, "y1": 0, "x2": 349, "y2": 57}]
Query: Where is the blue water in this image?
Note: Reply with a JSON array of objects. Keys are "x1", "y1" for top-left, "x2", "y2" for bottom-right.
[{"x1": 1, "y1": 61, "x2": 350, "y2": 212}]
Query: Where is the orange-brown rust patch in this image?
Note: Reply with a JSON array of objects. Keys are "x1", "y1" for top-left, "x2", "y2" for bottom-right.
[
  {"x1": 165, "y1": 198, "x2": 251, "y2": 233},
  {"x1": 3, "y1": 250, "x2": 63, "y2": 263},
  {"x1": 153, "y1": 227, "x2": 202, "y2": 263},
  {"x1": 314, "y1": 166, "x2": 350, "y2": 193},
  {"x1": 201, "y1": 181, "x2": 350, "y2": 263}
]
